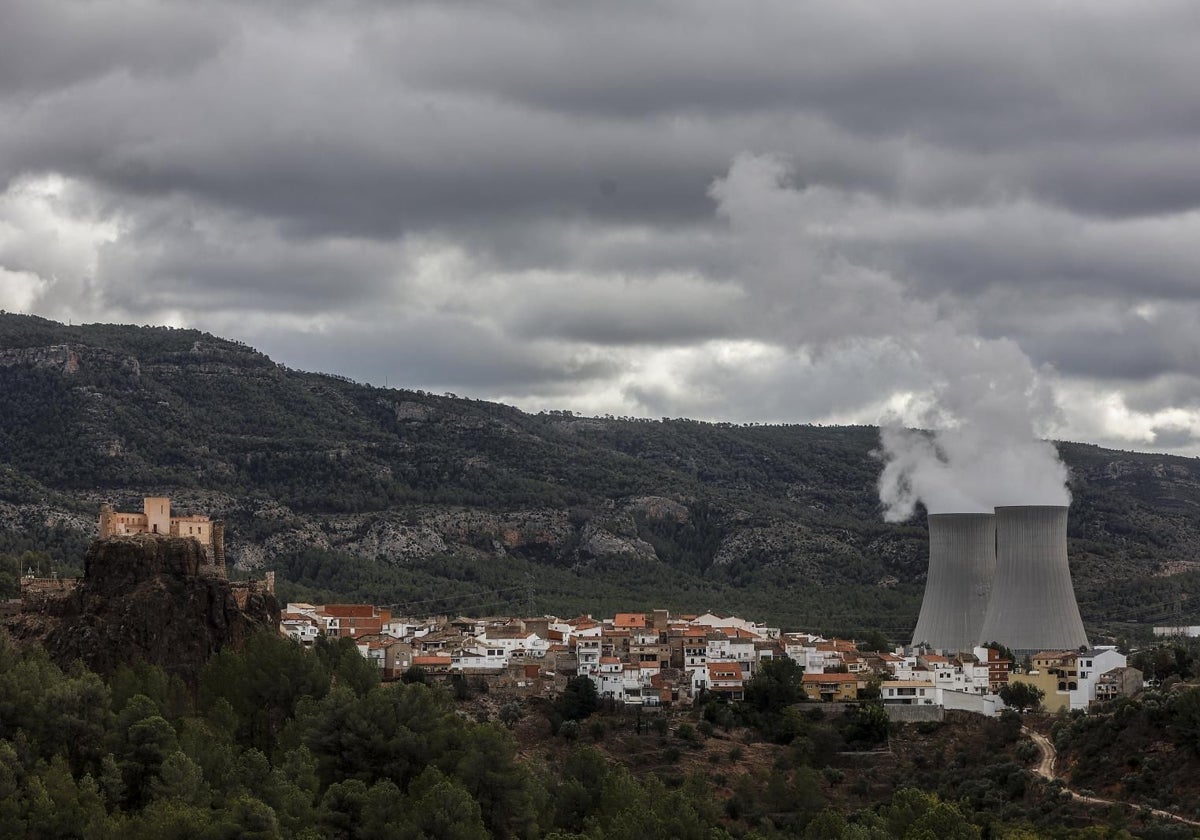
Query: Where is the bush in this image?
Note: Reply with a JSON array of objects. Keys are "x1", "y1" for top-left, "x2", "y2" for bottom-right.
[
  {"x1": 822, "y1": 766, "x2": 845, "y2": 786},
  {"x1": 587, "y1": 719, "x2": 606, "y2": 741}
]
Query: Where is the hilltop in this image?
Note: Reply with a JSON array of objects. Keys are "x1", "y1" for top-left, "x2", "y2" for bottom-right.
[{"x1": 2, "y1": 312, "x2": 1200, "y2": 637}]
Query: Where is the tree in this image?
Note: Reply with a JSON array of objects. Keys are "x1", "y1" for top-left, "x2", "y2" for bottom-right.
[
  {"x1": 743, "y1": 656, "x2": 805, "y2": 713},
  {"x1": 856, "y1": 630, "x2": 891, "y2": 653},
  {"x1": 401, "y1": 665, "x2": 428, "y2": 685},
  {"x1": 998, "y1": 682, "x2": 1044, "y2": 712},
  {"x1": 556, "y1": 676, "x2": 598, "y2": 722},
  {"x1": 401, "y1": 767, "x2": 490, "y2": 840}
]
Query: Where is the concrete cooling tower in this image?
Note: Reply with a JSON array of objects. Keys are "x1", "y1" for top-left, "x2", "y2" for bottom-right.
[
  {"x1": 911, "y1": 513, "x2": 996, "y2": 654},
  {"x1": 977, "y1": 505, "x2": 1089, "y2": 653}
]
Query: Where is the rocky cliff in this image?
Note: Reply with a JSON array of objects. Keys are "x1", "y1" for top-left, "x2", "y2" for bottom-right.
[{"x1": 5, "y1": 536, "x2": 278, "y2": 678}]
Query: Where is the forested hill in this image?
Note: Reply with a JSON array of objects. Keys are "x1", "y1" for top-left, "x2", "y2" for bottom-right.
[{"x1": 2, "y1": 312, "x2": 1200, "y2": 638}]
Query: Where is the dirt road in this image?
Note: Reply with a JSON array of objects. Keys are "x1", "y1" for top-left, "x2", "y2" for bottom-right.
[{"x1": 1022, "y1": 725, "x2": 1200, "y2": 830}]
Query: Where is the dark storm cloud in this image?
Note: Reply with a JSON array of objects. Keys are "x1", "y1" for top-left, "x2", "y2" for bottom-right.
[
  {"x1": 0, "y1": 0, "x2": 229, "y2": 96},
  {"x1": 4, "y1": 0, "x2": 1200, "y2": 452},
  {"x1": 252, "y1": 315, "x2": 622, "y2": 393}
]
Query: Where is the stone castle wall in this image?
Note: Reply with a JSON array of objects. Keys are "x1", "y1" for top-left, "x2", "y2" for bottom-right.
[{"x1": 98, "y1": 500, "x2": 226, "y2": 578}]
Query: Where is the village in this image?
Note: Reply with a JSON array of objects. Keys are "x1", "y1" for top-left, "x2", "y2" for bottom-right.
[{"x1": 280, "y1": 602, "x2": 1144, "y2": 717}]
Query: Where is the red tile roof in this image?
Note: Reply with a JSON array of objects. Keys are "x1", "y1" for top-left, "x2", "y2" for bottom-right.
[
  {"x1": 412, "y1": 656, "x2": 450, "y2": 666},
  {"x1": 802, "y1": 673, "x2": 858, "y2": 684},
  {"x1": 613, "y1": 612, "x2": 647, "y2": 629},
  {"x1": 707, "y1": 663, "x2": 742, "y2": 681},
  {"x1": 322, "y1": 604, "x2": 377, "y2": 618}
]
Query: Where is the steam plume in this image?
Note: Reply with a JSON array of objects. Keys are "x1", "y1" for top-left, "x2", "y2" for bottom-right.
[{"x1": 876, "y1": 332, "x2": 1070, "y2": 522}]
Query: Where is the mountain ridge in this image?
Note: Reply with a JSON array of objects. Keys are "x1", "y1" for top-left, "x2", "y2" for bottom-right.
[{"x1": 2, "y1": 312, "x2": 1199, "y2": 638}]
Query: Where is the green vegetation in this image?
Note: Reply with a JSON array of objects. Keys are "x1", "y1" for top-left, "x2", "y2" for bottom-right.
[
  {"x1": 1053, "y1": 685, "x2": 1200, "y2": 820},
  {"x1": 3, "y1": 625, "x2": 1192, "y2": 837},
  {"x1": 998, "y1": 683, "x2": 1045, "y2": 713}
]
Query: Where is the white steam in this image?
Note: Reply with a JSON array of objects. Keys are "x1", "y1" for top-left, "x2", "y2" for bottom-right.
[
  {"x1": 708, "y1": 154, "x2": 1072, "y2": 522},
  {"x1": 875, "y1": 332, "x2": 1071, "y2": 522}
]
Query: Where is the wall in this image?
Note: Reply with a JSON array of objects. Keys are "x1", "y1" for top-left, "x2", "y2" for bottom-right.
[{"x1": 885, "y1": 705, "x2": 945, "y2": 723}]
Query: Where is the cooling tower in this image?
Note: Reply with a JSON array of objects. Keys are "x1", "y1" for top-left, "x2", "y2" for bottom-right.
[
  {"x1": 977, "y1": 505, "x2": 1089, "y2": 653},
  {"x1": 911, "y1": 513, "x2": 996, "y2": 653}
]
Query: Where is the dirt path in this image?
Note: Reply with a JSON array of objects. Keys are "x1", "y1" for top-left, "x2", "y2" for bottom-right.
[{"x1": 1022, "y1": 725, "x2": 1200, "y2": 829}]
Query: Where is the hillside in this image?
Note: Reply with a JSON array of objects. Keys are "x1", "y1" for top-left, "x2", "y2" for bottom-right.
[{"x1": 2, "y1": 312, "x2": 1200, "y2": 638}]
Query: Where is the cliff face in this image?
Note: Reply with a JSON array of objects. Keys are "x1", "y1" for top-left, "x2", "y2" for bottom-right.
[{"x1": 13, "y1": 536, "x2": 278, "y2": 678}]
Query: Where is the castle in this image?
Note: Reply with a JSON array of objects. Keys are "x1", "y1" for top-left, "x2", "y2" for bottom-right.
[{"x1": 98, "y1": 497, "x2": 227, "y2": 576}]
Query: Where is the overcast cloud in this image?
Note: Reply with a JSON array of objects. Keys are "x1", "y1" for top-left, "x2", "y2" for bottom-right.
[{"x1": 3, "y1": 0, "x2": 1200, "y2": 456}]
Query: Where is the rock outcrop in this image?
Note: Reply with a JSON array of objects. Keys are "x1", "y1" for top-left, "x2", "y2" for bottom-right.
[{"x1": 6, "y1": 536, "x2": 278, "y2": 679}]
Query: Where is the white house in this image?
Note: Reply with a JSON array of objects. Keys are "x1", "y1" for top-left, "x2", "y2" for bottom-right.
[
  {"x1": 880, "y1": 680, "x2": 938, "y2": 706},
  {"x1": 577, "y1": 637, "x2": 602, "y2": 677},
  {"x1": 282, "y1": 618, "x2": 320, "y2": 646},
  {"x1": 1068, "y1": 646, "x2": 1127, "y2": 710},
  {"x1": 451, "y1": 646, "x2": 508, "y2": 672}
]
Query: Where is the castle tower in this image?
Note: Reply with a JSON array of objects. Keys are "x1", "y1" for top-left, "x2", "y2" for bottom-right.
[
  {"x1": 98, "y1": 503, "x2": 115, "y2": 538},
  {"x1": 144, "y1": 496, "x2": 171, "y2": 535},
  {"x1": 911, "y1": 513, "x2": 996, "y2": 654}
]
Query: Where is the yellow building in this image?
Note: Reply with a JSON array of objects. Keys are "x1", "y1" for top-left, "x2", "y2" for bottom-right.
[
  {"x1": 802, "y1": 672, "x2": 864, "y2": 702},
  {"x1": 1004, "y1": 650, "x2": 1081, "y2": 713}
]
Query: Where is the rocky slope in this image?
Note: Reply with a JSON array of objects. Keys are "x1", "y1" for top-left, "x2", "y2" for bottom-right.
[{"x1": 4, "y1": 535, "x2": 278, "y2": 678}]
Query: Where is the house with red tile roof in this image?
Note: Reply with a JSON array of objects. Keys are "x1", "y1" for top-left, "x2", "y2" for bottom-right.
[
  {"x1": 801, "y1": 672, "x2": 864, "y2": 702},
  {"x1": 703, "y1": 662, "x2": 745, "y2": 700}
]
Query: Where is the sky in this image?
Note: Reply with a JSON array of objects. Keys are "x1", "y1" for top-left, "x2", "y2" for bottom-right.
[{"x1": 3, "y1": 0, "x2": 1200, "y2": 456}]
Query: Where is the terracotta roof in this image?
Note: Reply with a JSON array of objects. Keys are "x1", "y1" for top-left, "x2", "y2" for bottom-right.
[
  {"x1": 412, "y1": 656, "x2": 450, "y2": 666},
  {"x1": 707, "y1": 663, "x2": 742, "y2": 680},
  {"x1": 599, "y1": 656, "x2": 621, "y2": 664},
  {"x1": 321, "y1": 604, "x2": 377, "y2": 618},
  {"x1": 803, "y1": 673, "x2": 859, "y2": 684},
  {"x1": 613, "y1": 612, "x2": 647, "y2": 629}
]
